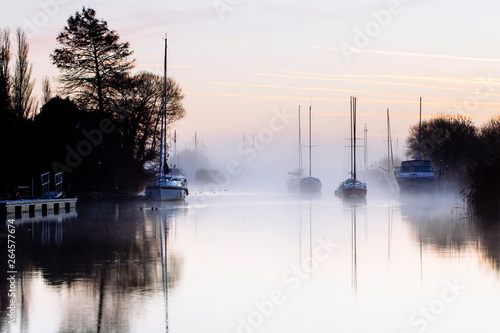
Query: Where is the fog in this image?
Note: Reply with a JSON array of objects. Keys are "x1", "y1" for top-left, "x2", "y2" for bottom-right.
[{"x1": 175, "y1": 108, "x2": 412, "y2": 194}]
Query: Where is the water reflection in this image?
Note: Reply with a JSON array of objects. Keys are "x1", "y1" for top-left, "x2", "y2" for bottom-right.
[
  {"x1": 1, "y1": 192, "x2": 500, "y2": 332},
  {"x1": 1, "y1": 200, "x2": 185, "y2": 332},
  {"x1": 399, "y1": 194, "x2": 500, "y2": 281},
  {"x1": 387, "y1": 199, "x2": 394, "y2": 265},
  {"x1": 474, "y1": 222, "x2": 500, "y2": 270},
  {"x1": 350, "y1": 201, "x2": 358, "y2": 298}
]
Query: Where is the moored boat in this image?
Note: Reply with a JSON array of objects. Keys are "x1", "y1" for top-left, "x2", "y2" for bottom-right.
[
  {"x1": 394, "y1": 160, "x2": 437, "y2": 193},
  {"x1": 339, "y1": 96, "x2": 367, "y2": 199},
  {"x1": 299, "y1": 106, "x2": 322, "y2": 193},
  {"x1": 146, "y1": 36, "x2": 188, "y2": 201},
  {"x1": 146, "y1": 171, "x2": 188, "y2": 201},
  {"x1": 394, "y1": 98, "x2": 437, "y2": 194},
  {"x1": 300, "y1": 176, "x2": 322, "y2": 193},
  {"x1": 340, "y1": 178, "x2": 367, "y2": 198}
]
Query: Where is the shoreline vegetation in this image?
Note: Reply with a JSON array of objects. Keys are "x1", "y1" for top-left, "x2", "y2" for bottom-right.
[
  {"x1": 405, "y1": 114, "x2": 500, "y2": 222},
  {"x1": 1, "y1": 8, "x2": 499, "y2": 222},
  {"x1": 0, "y1": 8, "x2": 185, "y2": 201}
]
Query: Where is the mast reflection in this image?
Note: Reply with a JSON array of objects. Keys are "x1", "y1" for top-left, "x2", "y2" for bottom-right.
[{"x1": 350, "y1": 202, "x2": 358, "y2": 299}]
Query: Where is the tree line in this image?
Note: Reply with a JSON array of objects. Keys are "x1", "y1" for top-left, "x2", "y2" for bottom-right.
[
  {"x1": 0, "y1": 7, "x2": 185, "y2": 199},
  {"x1": 406, "y1": 114, "x2": 500, "y2": 221}
]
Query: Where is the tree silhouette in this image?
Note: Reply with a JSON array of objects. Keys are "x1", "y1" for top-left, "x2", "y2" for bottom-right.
[
  {"x1": 406, "y1": 114, "x2": 477, "y2": 179},
  {"x1": 51, "y1": 7, "x2": 134, "y2": 113},
  {"x1": 479, "y1": 116, "x2": 500, "y2": 159},
  {"x1": 0, "y1": 28, "x2": 11, "y2": 117},
  {"x1": 112, "y1": 71, "x2": 185, "y2": 173},
  {"x1": 41, "y1": 75, "x2": 52, "y2": 104},
  {"x1": 13, "y1": 28, "x2": 37, "y2": 119}
]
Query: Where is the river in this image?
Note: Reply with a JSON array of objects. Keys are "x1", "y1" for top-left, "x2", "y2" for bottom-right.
[{"x1": 1, "y1": 190, "x2": 499, "y2": 332}]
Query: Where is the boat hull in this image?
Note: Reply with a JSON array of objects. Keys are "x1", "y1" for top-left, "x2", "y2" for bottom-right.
[
  {"x1": 394, "y1": 160, "x2": 437, "y2": 194},
  {"x1": 340, "y1": 179, "x2": 367, "y2": 198},
  {"x1": 342, "y1": 187, "x2": 367, "y2": 199},
  {"x1": 299, "y1": 177, "x2": 322, "y2": 193},
  {"x1": 394, "y1": 176, "x2": 437, "y2": 193},
  {"x1": 146, "y1": 184, "x2": 187, "y2": 201}
]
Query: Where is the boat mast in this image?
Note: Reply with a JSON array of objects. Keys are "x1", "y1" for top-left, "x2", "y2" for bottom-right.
[
  {"x1": 159, "y1": 35, "x2": 167, "y2": 176},
  {"x1": 298, "y1": 106, "x2": 302, "y2": 177},
  {"x1": 164, "y1": 37, "x2": 169, "y2": 172},
  {"x1": 308, "y1": 105, "x2": 312, "y2": 178},
  {"x1": 389, "y1": 110, "x2": 394, "y2": 171},
  {"x1": 353, "y1": 97, "x2": 357, "y2": 181},
  {"x1": 419, "y1": 97, "x2": 422, "y2": 160},
  {"x1": 174, "y1": 130, "x2": 177, "y2": 168},
  {"x1": 387, "y1": 108, "x2": 390, "y2": 174},
  {"x1": 364, "y1": 124, "x2": 367, "y2": 175},
  {"x1": 350, "y1": 97, "x2": 353, "y2": 178}
]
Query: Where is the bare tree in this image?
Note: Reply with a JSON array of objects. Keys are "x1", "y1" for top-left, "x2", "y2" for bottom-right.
[
  {"x1": 51, "y1": 7, "x2": 134, "y2": 113},
  {"x1": 406, "y1": 114, "x2": 477, "y2": 178},
  {"x1": 13, "y1": 28, "x2": 37, "y2": 119},
  {"x1": 113, "y1": 72, "x2": 185, "y2": 171},
  {"x1": 41, "y1": 75, "x2": 52, "y2": 104},
  {"x1": 477, "y1": 116, "x2": 500, "y2": 159},
  {"x1": 0, "y1": 27, "x2": 11, "y2": 115}
]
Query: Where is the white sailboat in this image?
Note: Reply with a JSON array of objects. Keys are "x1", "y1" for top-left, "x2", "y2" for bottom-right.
[
  {"x1": 146, "y1": 36, "x2": 188, "y2": 201},
  {"x1": 299, "y1": 106, "x2": 322, "y2": 193},
  {"x1": 338, "y1": 96, "x2": 367, "y2": 199}
]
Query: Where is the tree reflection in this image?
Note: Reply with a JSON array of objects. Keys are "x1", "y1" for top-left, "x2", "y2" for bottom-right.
[
  {"x1": 400, "y1": 195, "x2": 500, "y2": 272},
  {"x1": 1, "y1": 200, "x2": 185, "y2": 332}
]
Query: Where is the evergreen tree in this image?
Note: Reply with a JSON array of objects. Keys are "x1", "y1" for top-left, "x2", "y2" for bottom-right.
[{"x1": 51, "y1": 7, "x2": 134, "y2": 113}]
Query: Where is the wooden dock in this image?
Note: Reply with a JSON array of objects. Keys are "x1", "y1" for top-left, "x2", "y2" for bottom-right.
[{"x1": 1, "y1": 198, "x2": 78, "y2": 220}]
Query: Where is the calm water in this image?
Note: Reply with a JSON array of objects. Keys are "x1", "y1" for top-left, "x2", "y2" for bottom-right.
[{"x1": 1, "y1": 190, "x2": 500, "y2": 333}]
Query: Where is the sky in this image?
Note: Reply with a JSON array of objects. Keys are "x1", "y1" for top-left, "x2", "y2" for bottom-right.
[{"x1": 4, "y1": 0, "x2": 500, "y2": 187}]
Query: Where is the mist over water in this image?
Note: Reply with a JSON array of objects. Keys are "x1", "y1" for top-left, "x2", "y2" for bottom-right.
[{"x1": 2, "y1": 187, "x2": 499, "y2": 332}]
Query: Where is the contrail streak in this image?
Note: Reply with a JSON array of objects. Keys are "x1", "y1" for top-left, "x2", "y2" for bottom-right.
[{"x1": 324, "y1": 47, "x2": 500, "y2": 63}]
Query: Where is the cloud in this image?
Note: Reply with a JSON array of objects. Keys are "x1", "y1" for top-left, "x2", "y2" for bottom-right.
[
  {"x1": 256, "y1": 72, "x2": 467, "y2": 92},
  {"x1": 322, "y1": 47, "x2": 500, "y2": 63},
  {"x1": 195, "y1": 80, "x2": 500, "y2": 115},
  {"x1": 133, "y1": 62, "x2": 193, "y2": 69},
  {"x1": 203, "y1": 81, "x2": 453, "y2": 101},
  {"x1": 282, "y1": 71, "x2": 500, "y2": 86},
  {"x1": 253, "y1": 71, "x2": 500, "y2": 103},
  {"x1": 225, "y1": 41, "x2": 248, "y2": 44},
  {"x1": 184, "y1": 91, "x2": 346, "y2": 102}
]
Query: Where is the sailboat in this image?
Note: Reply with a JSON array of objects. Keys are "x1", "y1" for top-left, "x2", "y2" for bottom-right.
[
  {"x1": 339, "y1": 96, "x2": 367, "y2": 199},
  {"x1": 394, "y1": 98, "x2": 437, "y2": 193},
  {"x1": 299, "y1": 106, "x2": 322, "y2": 193},
  {"x1": 385, "y1": 108, "x2": 398, "y2": 190},
  {"x1": 287, "y1": 106, "x2": 303, "y2": 191},
  {"x1": 146, "y1": 36, "x2": 188, "y2": 201}
]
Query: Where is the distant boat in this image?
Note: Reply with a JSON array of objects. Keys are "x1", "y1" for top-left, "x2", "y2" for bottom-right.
[
  {"x1": 394, "y1": 98, "x2": 437, "y2": 194},
  {"x1": 146, "y1": 37, "x2": 188, "y2": 201},
  {"x1": 337, "y1": 96, "x2": 367, "y2": 199},
  {"x1": 299, "y1": 106, "x2": 322, "y2": 193},
  {"x1": 287, "y1": 106, "x2": 303, "y2": 191},
  {"x1": 394, "y1": 160, "x2": 437, "y2": 193}
]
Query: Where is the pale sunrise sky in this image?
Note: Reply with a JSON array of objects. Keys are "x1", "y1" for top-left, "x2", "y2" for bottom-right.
[{"x1": 4, "y1": 0, "x2": 500, "y2": 185}]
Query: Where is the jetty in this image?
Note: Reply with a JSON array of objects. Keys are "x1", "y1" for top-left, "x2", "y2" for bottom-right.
[{"x1": 1, "y1": 198, "x2": 77, "y2": 221}]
